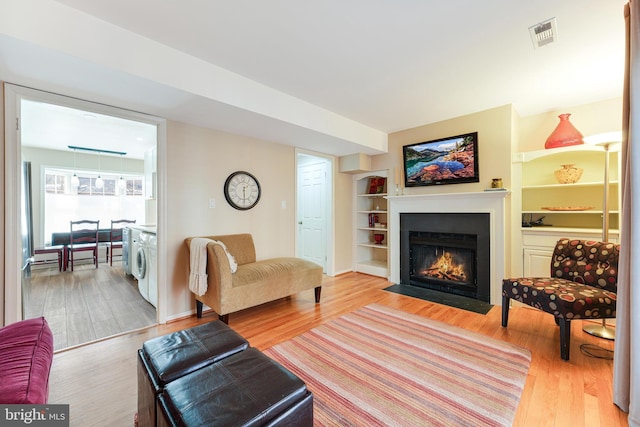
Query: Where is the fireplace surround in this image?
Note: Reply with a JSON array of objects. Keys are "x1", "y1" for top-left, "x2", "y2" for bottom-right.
[
  {"x1": 401, "y1": 213, "x2": 490, "y2": 302},
  {"x1": 388, "y1": 191, "x2": 509, "y2": 305}
]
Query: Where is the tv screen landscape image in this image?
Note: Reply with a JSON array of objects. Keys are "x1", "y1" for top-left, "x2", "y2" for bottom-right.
[{"x1": 403, "y1": 132, "x2": 479, "y2": 187}]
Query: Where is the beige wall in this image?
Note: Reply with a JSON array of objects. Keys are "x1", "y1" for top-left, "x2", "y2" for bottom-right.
[
  {"x1": 164, "y1": 121, "x2": 353, "y2": 319},
  {"x1": 370, "y1": 105, "x2": 516, "y2": 275},
  {"x1": 165, "y1": 121, "x2": 295, "y2": 318},
  {"x1": 518, "y1": 97, "x2": 622, "y2": 152},
  {"x1": 375, "y1": 105, "x2": 515, "y2": 192},
  {"x1": 334, "y1": 167, "x2": 354, "y2": 274}
]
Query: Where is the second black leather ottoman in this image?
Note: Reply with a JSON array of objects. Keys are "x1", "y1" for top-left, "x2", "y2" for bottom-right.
[
  {"x1": 137, "y1": 320, "x2": 249, "y2": 427},
  {"x1": 157, "y1": 347, "x2": 313, "y2": 426}
]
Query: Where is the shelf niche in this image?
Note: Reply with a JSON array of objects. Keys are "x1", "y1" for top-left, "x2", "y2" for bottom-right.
[{"x1": 515, "y1": 145, "x2": 620, "y2": 230}]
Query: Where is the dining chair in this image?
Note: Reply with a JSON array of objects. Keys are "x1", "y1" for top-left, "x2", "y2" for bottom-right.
[
  {"x1": 68, "y1": 220, "x2": 100, "y2": 271},
  {"x1": 108, "y1": 219, "x2": 136, "y2": 266}
]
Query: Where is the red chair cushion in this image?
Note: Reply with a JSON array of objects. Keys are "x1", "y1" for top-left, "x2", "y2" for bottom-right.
[{"x1": 0, "y1": 317, "x2": 54, "y2": 404}]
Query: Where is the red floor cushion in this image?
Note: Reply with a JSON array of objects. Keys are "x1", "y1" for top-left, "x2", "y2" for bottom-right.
[{"x1": 0, "y1": 317, "x2": 54, "y2": 404}]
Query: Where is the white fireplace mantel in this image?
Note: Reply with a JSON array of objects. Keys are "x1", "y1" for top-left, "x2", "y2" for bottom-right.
[{"x1": 386, "y1": 191, "x2": 510, "y2": 305}]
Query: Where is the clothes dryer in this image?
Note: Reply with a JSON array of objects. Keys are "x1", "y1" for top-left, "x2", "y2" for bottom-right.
[{"x1": 133, "y1": 231, "x2": 149, "y2": 303}]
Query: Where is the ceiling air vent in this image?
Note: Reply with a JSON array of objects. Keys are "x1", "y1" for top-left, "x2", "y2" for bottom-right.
[{"x1": 529, "y1": 17, "x2": 558, "y2": 49}]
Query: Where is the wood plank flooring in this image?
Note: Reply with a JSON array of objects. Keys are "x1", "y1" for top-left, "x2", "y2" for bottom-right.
[
  {"x1": 23, "y1": 261, "x2": 156, "y2": 351},
  {"x1": 47, "y1": 273, "x2": 628, "y2": 426}
]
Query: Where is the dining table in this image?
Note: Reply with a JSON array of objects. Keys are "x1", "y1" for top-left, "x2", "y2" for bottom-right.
[{"x1": 48, "y1": 229, "x2": 113, "y2": 271}]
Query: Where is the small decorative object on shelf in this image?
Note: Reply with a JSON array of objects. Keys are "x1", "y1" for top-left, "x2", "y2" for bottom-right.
[
  {"x1": 367, "y1": 177, "x2": 386, "y2": 194},
  {"x1": 373, "y1": 234, "x2": 384, "y2": 245},
  {"x1": 368, "y1": 213, "x2": 380, "y2": 227},
  {"x1": 491, "y1": 178, "x2": 503, "y2": 188},
  {"x1": 554, "y1": 163, "x2": 583, "y2": 184},
  {"x1": 545, "y1": 113, "x2": 584, "y2": 149}
]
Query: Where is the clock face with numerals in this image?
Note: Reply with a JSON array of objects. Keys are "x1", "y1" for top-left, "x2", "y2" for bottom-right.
[{"x1": 224, "y1": 171, "x2": 261, "y2": 210}]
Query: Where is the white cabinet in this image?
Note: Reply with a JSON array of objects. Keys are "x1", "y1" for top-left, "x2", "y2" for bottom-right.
[
  {"x1": 521, "y1": 229, "x2": 619, "y2": 276},
  {"x1": 353, "y1": 171, "x2": 388, "y2": 277},
  {"x1": 523, "y1": 248, "x2": 553, "y2": 277},
  {"x1": 513, "y1": 145, "x2": 620, "y2": 276},
  {"x1": 144, "y1": 147, "x2": 157, "y2": 199}
]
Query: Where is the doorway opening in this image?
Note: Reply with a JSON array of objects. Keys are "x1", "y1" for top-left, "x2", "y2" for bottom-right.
[{"x1": 4, "y1": 84, "x2": 165, "y2": 350}]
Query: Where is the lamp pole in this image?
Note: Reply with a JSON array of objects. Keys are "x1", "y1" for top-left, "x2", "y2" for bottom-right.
[{"x1": 582, "y1": 141, "x2": 616, "y2": 340}]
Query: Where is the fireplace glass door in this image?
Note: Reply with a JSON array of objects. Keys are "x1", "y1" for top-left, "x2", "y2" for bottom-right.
[{"x1": 409, "y1": 232, "x2": 477, "y2": 298}]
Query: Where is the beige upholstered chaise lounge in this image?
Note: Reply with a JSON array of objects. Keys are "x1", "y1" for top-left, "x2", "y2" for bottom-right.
[{"x1": 185, "y1": 233, "x2": 323, "y2": 323}]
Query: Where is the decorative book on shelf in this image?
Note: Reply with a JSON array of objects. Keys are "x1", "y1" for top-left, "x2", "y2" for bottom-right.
[
  {"x1": 368, "y1": 213, "x2": 380, "y2": 228},
  {"x1": 368, "y1": 177, "x2": 386, "y2": 194}
]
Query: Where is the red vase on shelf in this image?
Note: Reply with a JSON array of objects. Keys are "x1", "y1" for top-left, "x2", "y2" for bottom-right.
[{"x1": 545, "y1": 113, "x2": 584, "y2": 149}]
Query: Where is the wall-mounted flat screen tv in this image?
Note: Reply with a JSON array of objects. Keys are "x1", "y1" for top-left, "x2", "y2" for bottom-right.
[{"x1": 403, "y1": 132, "x2": 479, "y2": 187}]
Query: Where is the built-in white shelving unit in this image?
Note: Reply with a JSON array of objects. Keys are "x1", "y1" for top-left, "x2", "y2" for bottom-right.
[
  {"x1": 353, "y1": 170, "x2": 388, "y2": 278},
  {"x1": 512, "y1": 144, "x2": 620, "y2": 276}
]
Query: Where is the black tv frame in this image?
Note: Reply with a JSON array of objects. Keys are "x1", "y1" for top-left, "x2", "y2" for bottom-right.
[{"x1": 402, "y1": 132, "x2": 479, "y2": 187}]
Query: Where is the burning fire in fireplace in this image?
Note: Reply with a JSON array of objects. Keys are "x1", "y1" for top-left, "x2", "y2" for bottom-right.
[
  {"x1": 422, "y1": 251, "x2": 468, "y2": 283},
  {"x1": 401, "y1": 213, "x2": 490, "y2": 302}
]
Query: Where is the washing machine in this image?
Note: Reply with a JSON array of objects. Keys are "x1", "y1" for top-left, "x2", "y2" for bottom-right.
[
  {"x1": 133, "y1": 230, "x2": 157, "y2": 308},
  {"x1": 130, "y1": 227, "x2": 142, "y2": 278}
]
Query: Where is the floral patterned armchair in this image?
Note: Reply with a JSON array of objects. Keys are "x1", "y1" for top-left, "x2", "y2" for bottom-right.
[{"x1": 502, "y1": 238, "x2": 619, "y2": 360}]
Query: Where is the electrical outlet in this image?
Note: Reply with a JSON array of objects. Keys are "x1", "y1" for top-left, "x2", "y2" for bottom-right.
[
  {"x1": 209, "y1": 198, "x2": 216, "y2": 209},
  {"x1": 281, "y1": 200, "x2": 287, "y2": 209}
]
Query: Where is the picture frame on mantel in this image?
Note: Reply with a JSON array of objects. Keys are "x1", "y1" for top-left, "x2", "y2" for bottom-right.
[{"x1": 403, "y1": 132, "x2": 479, "y2": 187}]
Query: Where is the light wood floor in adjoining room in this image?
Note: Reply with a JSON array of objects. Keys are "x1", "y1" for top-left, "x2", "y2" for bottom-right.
[
  {"x1": 47, "y1": 273, "x2": 628, "y2": 427},
  {"x1": 23, "y1": 262, "x2": 156, "y2": 351}
]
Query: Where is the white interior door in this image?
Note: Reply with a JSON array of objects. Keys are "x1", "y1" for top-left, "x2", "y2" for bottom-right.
[{"x1": 297, "y1": 156, "x2": 328, "y2": 272}]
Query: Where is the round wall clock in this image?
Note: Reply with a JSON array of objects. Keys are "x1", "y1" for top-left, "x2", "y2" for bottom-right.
[{"x1": 224, "y1": 171, "x2": 261, "y2": 210}]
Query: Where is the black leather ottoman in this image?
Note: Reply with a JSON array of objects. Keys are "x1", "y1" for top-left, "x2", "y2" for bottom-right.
[
  {"x1": 157, "y1": 347, "x2": 313, "y2": 426},
  {"x1": 138, "y1": 321, "x2": 249, "y2": 427}
]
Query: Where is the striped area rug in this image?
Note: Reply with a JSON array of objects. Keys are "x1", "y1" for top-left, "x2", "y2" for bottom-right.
[{"x1": 263, "y1": 304, "x2": 531, "y2": 426}]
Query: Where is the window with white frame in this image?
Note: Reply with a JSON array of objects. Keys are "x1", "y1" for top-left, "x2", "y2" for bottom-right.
[{"x1": 43, "y1": 168, "x2": 146, "y2": 244}]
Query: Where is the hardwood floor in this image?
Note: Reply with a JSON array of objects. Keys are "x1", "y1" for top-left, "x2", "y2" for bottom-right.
[
  {"x1": 23, "y1": 261, "x2": 156, "y2": 351},
  {"x1": 47, "y1": 273, "x2": 628, "y2": 426}
]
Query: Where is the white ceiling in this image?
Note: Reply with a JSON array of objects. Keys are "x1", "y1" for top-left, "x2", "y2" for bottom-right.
[
  {"x1": 2, "y1": 0, "x2": 627, "y2": 157},
  {"x1": 21, "y1": 99, "x2": 157, "y2": 159}
]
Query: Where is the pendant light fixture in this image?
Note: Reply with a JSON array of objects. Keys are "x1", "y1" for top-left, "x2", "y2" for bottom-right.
[
  {"x1": 95, "y1": 151, "x2": 104, "y2": 189},
  {"x1": 67, "y1": 146, "x2": 127, "y2": 192},
  {"x1": 71, "y1": 148, "x2": 80, "y2": 188}
]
